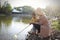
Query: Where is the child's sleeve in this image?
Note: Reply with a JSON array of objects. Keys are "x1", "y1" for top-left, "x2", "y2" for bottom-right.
[{"x1": 30, "y1": 18, "x2": 39, "y2": 24}]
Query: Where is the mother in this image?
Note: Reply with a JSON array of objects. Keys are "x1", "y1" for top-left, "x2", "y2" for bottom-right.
[{"x1": 35, "y1": 8, "x2": 51, "y2": 40}]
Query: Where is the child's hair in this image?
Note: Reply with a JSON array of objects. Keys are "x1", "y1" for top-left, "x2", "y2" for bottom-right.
[{"x1": 32, "y1": 11, "x2": 36, "y2": 16}]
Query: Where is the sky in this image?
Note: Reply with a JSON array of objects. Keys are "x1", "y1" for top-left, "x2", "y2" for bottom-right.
[{"x1": 1, "y1": 0, "x2": 60, "y2": 9}]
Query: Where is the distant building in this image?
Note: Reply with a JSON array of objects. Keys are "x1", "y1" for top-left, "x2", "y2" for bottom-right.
[{"x1": 12, "y1": 8, "x2": 23, "y2": 14}]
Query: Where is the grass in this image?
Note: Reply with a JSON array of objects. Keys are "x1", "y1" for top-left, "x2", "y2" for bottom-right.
[
  {"x1": 22, "y1": 17, "x2": 60, "y2": 30},
  {"x1": 0, "y1": 14, "x2": 6, "y2": 16},
  {"x1": 51, "y1": 20, "x2": 60, "y2": 30},
  {"x1": 22, "y1": 19, "x2": 30, "y2": 24},
  {"x1": 22, "y1": 17, "x2": 31, "y2": 24},
  {"x1": 52, "y1": 20, "x2": 58, "y2": 26}
]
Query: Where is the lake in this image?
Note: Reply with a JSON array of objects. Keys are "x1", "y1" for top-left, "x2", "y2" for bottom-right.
[{"x1": 0, "y1": 16, "x2": 33, "y2": 40}]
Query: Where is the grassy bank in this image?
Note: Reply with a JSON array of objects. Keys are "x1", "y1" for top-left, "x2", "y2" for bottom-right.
[
  {"x1": 52, "y1": 20, "x2": 60, "y2": 30},
  {"x1": 22, "y1": 18, "x2": 60, "y2": 30},
  {"x1": 0, "y1": 14, "x2": 6, "y2": 16},
  {"x1": 22, "y1": 17, "x2": 31, "y2": 24}
]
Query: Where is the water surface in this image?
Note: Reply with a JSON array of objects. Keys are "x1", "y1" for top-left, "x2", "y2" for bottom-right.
[{"x1": 0, "y1": 16, "x2": 33, "y2": 40}]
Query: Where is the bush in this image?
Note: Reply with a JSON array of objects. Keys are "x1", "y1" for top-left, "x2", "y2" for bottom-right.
[{"x1": 57, "y1": 19, "x2": 60, "y2": 30}]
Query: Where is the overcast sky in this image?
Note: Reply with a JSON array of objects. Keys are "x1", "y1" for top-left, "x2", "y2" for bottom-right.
[{"x1": 1, "y1": 0, "x2": 60, "y2": 9}]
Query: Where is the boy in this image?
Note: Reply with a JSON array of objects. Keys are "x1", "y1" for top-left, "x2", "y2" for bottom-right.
[{"x1": 29, "y1": 12, "x2": 40, "y2": 34}]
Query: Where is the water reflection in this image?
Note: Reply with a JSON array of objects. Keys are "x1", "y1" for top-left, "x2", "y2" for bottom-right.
[
  {"x1": 0, "y1": 16, "x2": 12, "y2": 27},
  {"x1": 0, "y1": 16, "x2": 33, "y2": 40}
]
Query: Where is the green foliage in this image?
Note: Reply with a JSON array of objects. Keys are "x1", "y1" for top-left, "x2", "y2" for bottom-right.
[
  {"x1": 5, "y1": 3, "x2": 12, "y2": 14},
  {"x1": 0, "y1": 16, "x2": 12, "y2": 26},
  {"x1": 1, "y1": 1, "x2": 12, "y2": 15},
  {"x1": 22, "y1": 17, "x2": 31, "y2": 23},
  {"x1": 1, "y1": 6, "x2": 5, "y2": 13},
  {"x1": 22, "y1": 6, "x2": 34, "y2": 14},
  {"x1": 57, "y1": 19, "x2": 60, "y2": 30},
  {"x1": 52, "y1": 19, "x2": 60, "y2": 30},
  {"x1": 44, "y1": 6, "x2": 60, "y2": 30},
  {"x1": 52, "y1": 20, "x2": 58, "y2": 29},
  {"x1": 44, "y1": 6, "x2": 60, "y2": 18},
  {"x1": 22, "y1": 19, "x2": 30, "y2": 24},
  {"x1": 13, "y1": 6, "x2": 34, "y2": 14},
  {"x1": 0, "y1": 5, "x2": 1, "y2": 9},
  {"x1": 0, "y1": 5, "x2": 1, "y2": 11}
]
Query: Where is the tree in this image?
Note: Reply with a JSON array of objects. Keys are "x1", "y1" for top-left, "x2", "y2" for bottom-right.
[
  {"x1": 0, "y1": 6, "x2": 1, "y2": 11},
  {"x1": 44, "y1": 5, "x2": 60, "y2": 30},
  {"x1": 22, "y1": 6, "x2": 34, "y2": 14},
  {"x1": 5, "y1": 3, "x2": 12, "y2": 14},
  {"x1": 0, "y1": 2, "x2": 1, "y2": 13},
  {"x1": 57, "y1": 16, "x2": 60, "y2": 30},
  {"x1": 1, "y1": 1, "x2": 12, "y2": 14}
]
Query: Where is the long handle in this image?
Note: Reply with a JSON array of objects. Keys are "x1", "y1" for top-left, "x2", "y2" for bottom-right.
[
  {"x1": 9, "y1": 25, "x2": 30, "y2": 39},
  {"x1": 16, "y1": 24, "x2": 30, "y2": 35}
]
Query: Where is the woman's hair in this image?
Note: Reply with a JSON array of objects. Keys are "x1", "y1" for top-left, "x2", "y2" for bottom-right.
[{"x1": 35, "y1": 8, "x2": 45, "y2": 16}]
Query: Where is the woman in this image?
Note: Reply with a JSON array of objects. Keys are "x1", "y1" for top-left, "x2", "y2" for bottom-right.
[{"x1": 35, "y1": 8, "x2": 51, "y2": 40}]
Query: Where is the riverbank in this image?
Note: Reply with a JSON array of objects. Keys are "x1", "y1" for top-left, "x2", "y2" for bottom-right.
[
  {"x1": 0, "y1": 14, "x2": 6, "y2": 16},
  {"x1": 0, "y1": 13, "x2": 12, "y2": 16}
]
